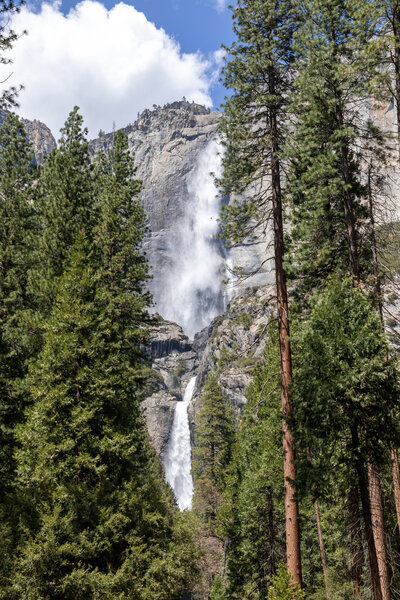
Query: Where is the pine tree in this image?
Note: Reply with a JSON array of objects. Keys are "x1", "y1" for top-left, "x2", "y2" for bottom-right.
[
  {"x1": 292, "y1": 276, "x2": 400, "y2": 600},
  {"x1": 285, "y1": 3, "x2": 396, "y2": 596},
  {"x1": 285, "y1": 0, "x2": 377, "y2": 305},
  {"x1": 93, "y1": 129, "x2": 152, "y2": 341},
  {"x1": 31, "y1": 107, "x2": 96, "y2": 312},
  {"x1": 219, "y1": 0, "x2": 302, "y2": 583},
  {"x1": 13, "y1": 129, "x2": 199, "y2": 595},
  {"x1": 192, "y1": 373, "x2": 235, "y2": 525},
  {"x1": 0, "y1": 113, "x2": 36, "y2": 595}
]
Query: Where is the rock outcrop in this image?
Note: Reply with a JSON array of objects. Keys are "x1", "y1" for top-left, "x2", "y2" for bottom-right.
[
  {"x1": 143, "y1": 317, "x2": 197, "y2": 455},
  {"x1": 188, "y1": 285, "x2": 274, "y2": 442},
  {"x1": 0, "y1": 109, "x2": 56, "y2": 163}
]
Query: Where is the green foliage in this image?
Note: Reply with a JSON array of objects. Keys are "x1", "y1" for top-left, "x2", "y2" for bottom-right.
[
  {"x1": 267, "y1": 564, "x2": 305, "y2": 600},
  {"x1": 0, "y1": 0, "x2": 25, "y2": 107},
  {"x1": 0, "y1": 113, "x2": 35, "y2": 481},
  {"x1": 193, "y1": 373, "x2": 236, "y2": 526},
  {"x1": 377, "y1": 221, "x2": 400, "y2": 275},
  {"x1": 5, "y1": 115, "x2": 200, "y2": 598},
  {"x1": 141, "y1": 366, "x2": 165, "y2": 396},
  {"x1": 31, "y1": 107, "x2": 96, "y2": 310},
  {"x1": 284, "y1": 0, "x2": 378, "y2": 306},
  {"x1": 0, "y1": 113, "x2": 36, "y2": 593},
  {"x1": 218, "y1": 323, "x2": 286, "y2": 600},
  {"x1": 210, "y1": 575, "x2": 227, "y2": 600},
  {"x1": 292, "y1": 276, "x2": 400, "y2": 496},
  {"x1": 218, "y1": 0, "x2": 297, "y2": 247}
]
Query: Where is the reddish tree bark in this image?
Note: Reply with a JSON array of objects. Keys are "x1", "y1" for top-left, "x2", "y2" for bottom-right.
[
  {"x1": 367, "y1": 170, "x2": 392, "y2": 600},
  {"x1": 269, "y1": 66, "x2": 302, "y2": 586},
  {"x1": 368, "y1": 463, "x2": 391, "y2": 600},
  {"x1": 391, "y1": 448, "x2": 400, "y2": 534}
]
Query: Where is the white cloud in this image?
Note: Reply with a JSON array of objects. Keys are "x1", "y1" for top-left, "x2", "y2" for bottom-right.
[
  {"x1": 213, "y1": 48, "x2": 226, "y2": 66},
  {"x1": 1, "y1": 1, "x2": 214, "y2": 136},
  {"x1": 215, "y1": 0, "x2": 226, "y2": 12}
]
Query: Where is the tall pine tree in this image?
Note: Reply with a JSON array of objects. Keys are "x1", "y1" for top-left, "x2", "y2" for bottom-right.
[
  {"x1": 0, "y1": 113, "x2": 36, "y2": 595},
  {"x1": 219, "y1": 0, "x2": 302, "y2": 583}
]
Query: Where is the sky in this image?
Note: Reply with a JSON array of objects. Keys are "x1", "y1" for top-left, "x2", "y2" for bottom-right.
[{"x1": 1, "y1": 0, "x2": 235, "y2": 137}]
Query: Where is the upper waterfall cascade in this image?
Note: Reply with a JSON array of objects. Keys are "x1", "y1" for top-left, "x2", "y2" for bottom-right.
[
  {"x1": 163, "y1": 377, "x2": 196, "y2": 511},
  {"x1": 156, "y1": 138, "x2": 227, "y2": 340}
]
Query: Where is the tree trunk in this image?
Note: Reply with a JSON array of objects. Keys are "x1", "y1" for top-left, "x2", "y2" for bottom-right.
[
  {"x1": 314, "y1": 500, "x2": 329, "y2": 596},
  {"x1": 269, "y1": 65, "x2": 302, "y2": 588},
  {"x1": 349, "y1": 486, "x2": 364, "y2": 596},
  {"x1": 367, "y1": 167, "x2": 392, "y2": 600},
  {"x1": 392, "y1": 448, "x2": 400, "y2": 534},
  {"x1": 351, "y1": 425, "x2": 383, "y2": 600},
  {"x1": 392, "y1": 7, "x2": 400, "y2": 157},
  {"x1": 368, "y1": 463, "x2": 391, "y2": 600}
]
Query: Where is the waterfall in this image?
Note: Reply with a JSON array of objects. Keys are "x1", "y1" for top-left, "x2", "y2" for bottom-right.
[
  {"x1": 160, "y1": 140, "x2": 230, "y2": 511},
  {"x1": 157, "y1": 138, "x2": 225, "y2": 339},
  {"x1": 164, "y1": 377, "x2": 196, "y2": 510}
]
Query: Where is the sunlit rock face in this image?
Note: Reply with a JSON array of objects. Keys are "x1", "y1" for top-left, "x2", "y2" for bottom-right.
[
  {"x1": 89, "y1": 101, "x2": 271, "y2": 339},
  {"x1": 90, "y1": 101, "x2": 227, "y2": 338}
]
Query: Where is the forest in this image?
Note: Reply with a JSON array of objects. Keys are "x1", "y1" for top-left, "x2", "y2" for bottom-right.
[{"x1": 1, "y1": 0, "x2": 400, "y2": 598}]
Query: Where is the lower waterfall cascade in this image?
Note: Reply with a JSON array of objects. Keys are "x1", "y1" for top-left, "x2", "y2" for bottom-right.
[{"x1": 163, "y1": 377, "x2": 196, "y2": 510}]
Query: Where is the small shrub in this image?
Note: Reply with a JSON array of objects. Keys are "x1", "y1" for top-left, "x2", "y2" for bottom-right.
[{"x1": 267, "y1": 564, "x2": 305, "y2": 600}]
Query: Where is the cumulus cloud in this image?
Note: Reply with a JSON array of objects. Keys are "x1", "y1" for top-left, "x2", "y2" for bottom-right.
[{"x1": 2, "y1": 1, "x2": 214, "y2": 136}]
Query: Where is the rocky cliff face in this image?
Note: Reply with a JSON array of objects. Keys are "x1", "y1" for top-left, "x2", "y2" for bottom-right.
[
  {"x1": 143, "y1": 286, "x2": 274, "y2": 456},
  {"x1": 0, "y1": 109, "x2": 56, "y2": 164},
  {"x1": 89, "y1": 101, "x2": 270, "y2": 328},
  {"x1": 90, "y1": 102, "x2": 224, "y2": 306}
]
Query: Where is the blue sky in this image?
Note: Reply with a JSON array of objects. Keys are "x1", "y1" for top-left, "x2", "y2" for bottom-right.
[{"x1": 2, "y1": 0, "x2": 235, "y2": 136}]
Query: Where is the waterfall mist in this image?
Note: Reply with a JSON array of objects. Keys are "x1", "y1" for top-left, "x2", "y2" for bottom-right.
[{"x1": 156, "y1": 138, "x2": 226, "y2": 339}]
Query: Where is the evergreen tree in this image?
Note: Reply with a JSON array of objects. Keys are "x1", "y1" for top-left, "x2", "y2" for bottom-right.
[
  {"x1": 292, "y1": 276, "x2": 400, "y2": 600},
  {"x1": 0, "y1": 113, "x2": 36, "y2": 594},
  {"x1": 94, "y1": 129, "x2": 152, "y2": 340},
  {"x1": 218, "y1": 325, "x2": 286, "y2": 600},
  {"x1": 285, "y1": 4, "x2": 395, "y2": 596},
  {"x1": 192, "y1": 372, "x2": 235, "y2": 526},
  {"x1": 13, "y1": 151, "x2": 198, "y2": 596},
  {"x1": 31, "y1": 107, "x2": 96, "y2": 312},
  {"x1": 219, "y1": 0, "x2": 302, "y2": 583},
  {"x1": 285, "y1": 0, "x2": 377, "y2": 305}
]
